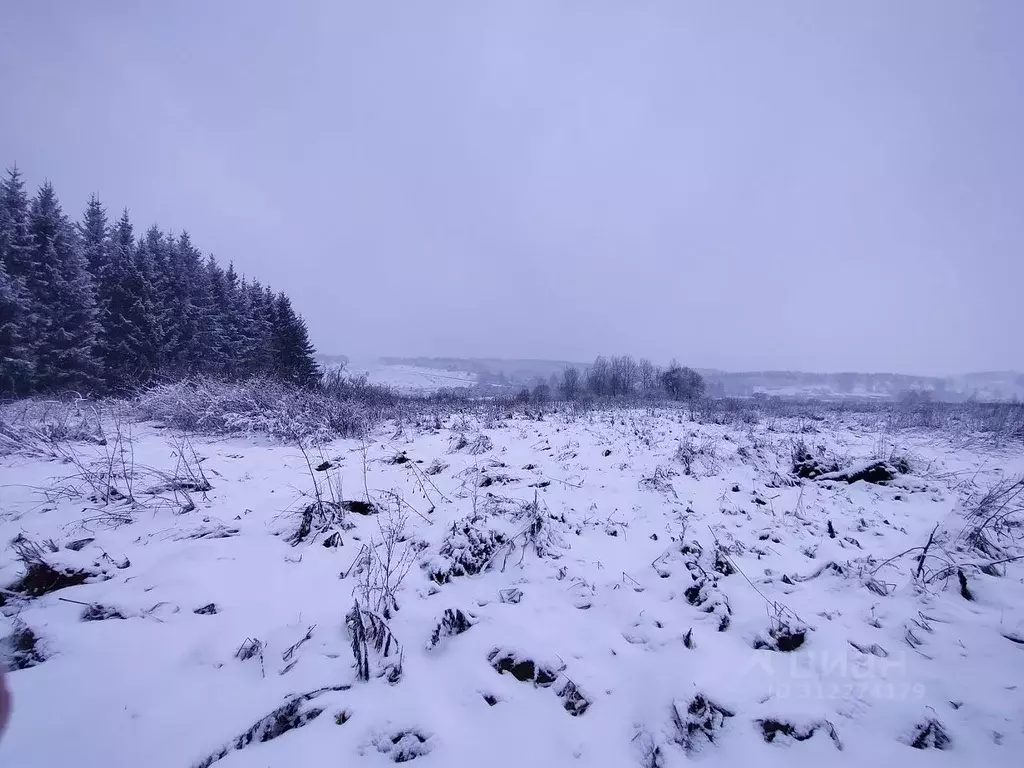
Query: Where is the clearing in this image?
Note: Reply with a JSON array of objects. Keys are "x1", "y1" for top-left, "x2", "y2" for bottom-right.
[{"x1": 1, "y1": 405, "x2": 1022, "y2": 767}]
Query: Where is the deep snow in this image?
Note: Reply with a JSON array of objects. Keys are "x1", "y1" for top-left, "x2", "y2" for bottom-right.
[{"x1": 1, "y1": 407, "x2": 1023, "y2": 767}]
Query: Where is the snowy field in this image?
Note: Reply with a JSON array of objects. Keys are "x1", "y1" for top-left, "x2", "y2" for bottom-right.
[
  {"x1": 333, "y1": 361, "x2": 477, "y2": 394},
  {"x1": 1, "y1": 405, "x2": 1023, "y2": 767}
]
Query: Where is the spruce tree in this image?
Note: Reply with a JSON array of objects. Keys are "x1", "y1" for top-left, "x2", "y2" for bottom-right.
[
  {"x1": 0, "y1": 259, "x2": 30, "y2": 394},
  {"x1": 179, "y1": 233, "x2": 215, "y2": 374},
  {"x1": 28, "y1": 182, "x2": 101, "y2": 392},
  {"x1": 78, "y1": 195, "x2": 110, "y2": 277},
  {"x1": 0, "y1": 167, "x2": 37, "y2": 390},
  {"x1": 1, "y1": 165, "x2": 320, "y2": 394},
  {"x1": 138, "y1": 225, "x2": 174, "y2": 374},
  {"x1": 103, "y1": 210, "x2": 160, "y2": 390},
  {"x1": 220, "y1": 262, "x2": 248, "y2": 378},
  {"x1": 204, "y1": 256, "x2": 231, "y2": 375},
  {"x1": 165, "y1": 231, "x2": 200, "y2": 375},
  {"x1": 0, "y1": 168, "x2": 35, "y2": 281},
  {"x1": 271, "y1": 292, "x2": 319, "y2": 385},
  {"x1": 240, "y1": 279, "x2": 273, "y2": 376},
  {"x1": 78, "y1": 196, "x2": 113, "y2": 379}
]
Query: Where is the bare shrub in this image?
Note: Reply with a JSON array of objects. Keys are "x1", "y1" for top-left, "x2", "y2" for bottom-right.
[
  {"x1": 675, "y1": 435, "x2": 695, "y2": 475},
  {"x1": 0, "y1": 397, "x2": 106, "y2": 457},
  {"x1": 351, "y1": 505, "x2": 415, "y2": 616},
  {"x1": 35, "y1": 419, "x2": 213, "y2": 520},
  {"x1": 135, "y1": 377, "x2": 375, "y2": 441},
  {"x1": 289, "y1": 438, "x2": 350, "y2": 545},
  {"x1": 958, "y1": 476, "x2": 1024, "y2": 559}
]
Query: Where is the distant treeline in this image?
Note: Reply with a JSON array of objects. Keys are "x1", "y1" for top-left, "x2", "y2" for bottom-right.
[
  {"x1": 516, "y1": 356, "x2": 706, "y2": 404},
  {"x1": 0, "y1": 167, "x2": 319, "y2": 396}
]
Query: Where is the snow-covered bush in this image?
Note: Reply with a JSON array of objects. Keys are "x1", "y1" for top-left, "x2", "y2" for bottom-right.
[
  {"x1": 134, "y1": 377, "x2": 374, "y2": 440},
  {"x1": 0, "y1": 397, "x2": 106, "y2": 456},
  {"x1": 427, "y1": 514, "x2": 507, "y2": 584}
]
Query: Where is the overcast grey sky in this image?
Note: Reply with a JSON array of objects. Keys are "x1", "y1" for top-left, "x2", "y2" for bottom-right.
[{"x1": 3, "y1": 1, "x2": 1022, "y2": 375}]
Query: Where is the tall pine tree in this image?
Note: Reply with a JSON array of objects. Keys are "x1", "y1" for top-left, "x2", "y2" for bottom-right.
[
  {"x1": 28, "y1": 182, "x2": 101, "y2": 392},
  {"x1": 204, "y1": 255, "x2": 231, "y2": 375},
  {"x1": 78, "y1": 196, "x2": 114, "y2": 383},
  {"x1": 78, "y1": 195, "x2": 110, "y2": 277},
  {"x1": 102, "y1": 210, "x2": 159, "y2": 391},
  {"x1": 0, "y1": 167, "x2": 36, "y2": 391},
  {"x1": 1, "y1": 166, "x2": 321, "y2": 395},
  {"x1": 0, "y1": 168, "x2": 35, "y2": 281},
  {"x1": 271, "y1": 292, "x2": 319, "y2": 385},
  {"x1": 0, "y1": 259, "x2": 29, "y2": 394}
]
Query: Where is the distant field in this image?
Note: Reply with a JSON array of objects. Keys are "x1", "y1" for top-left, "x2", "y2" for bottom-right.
[{"x1": 343, "y1": 361, "x2": 478, "y2": 393}]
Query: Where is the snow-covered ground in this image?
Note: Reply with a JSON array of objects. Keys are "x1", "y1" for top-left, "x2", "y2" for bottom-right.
[
  {"x1": 2, "y1": 407, "x2": 1023, "y2": 767},
  {"x1": 334, "y1": 361, "x2": 477, "y2": 394}
]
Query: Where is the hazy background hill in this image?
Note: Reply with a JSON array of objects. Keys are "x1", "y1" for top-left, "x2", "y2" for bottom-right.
[{"x1": 320, "y1": 355, "x2": 1024, "y2": 402}]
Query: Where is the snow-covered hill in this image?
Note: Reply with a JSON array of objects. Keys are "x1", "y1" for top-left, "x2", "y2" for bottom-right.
[
  {"x1": 2, "y1": 408, "x2": 1023, "y2": 767},
  {"x1": 325, "y1": 360, "x2": 477, "y2": 394}
]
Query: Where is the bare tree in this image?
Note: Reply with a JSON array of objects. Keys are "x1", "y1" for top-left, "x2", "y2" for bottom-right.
[
  {"x1": 661, "y1": 361, "x2": 706, "y2": 414},
  {"x1": 559, "y1": 366, "x2": 583, "y2": 400},
  {"x1": 587, "y1": 356, "x2": 611, "y2": 397},
  {"x1": 638, "y1": 358, "x2": 660, "y2": 394},
  {"x1": 609, "y1": 355, "x2": 638, "y2": 397}
]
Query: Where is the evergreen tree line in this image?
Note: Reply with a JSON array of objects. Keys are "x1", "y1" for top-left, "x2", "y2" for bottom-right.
[{"x1": 0, "y1": 167, "x2": 319, "y2": 396}]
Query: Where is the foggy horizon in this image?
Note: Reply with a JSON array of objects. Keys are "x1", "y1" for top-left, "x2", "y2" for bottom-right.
[{"x1": 4, "y1": 1, "x2": 1022, "y2": 378}]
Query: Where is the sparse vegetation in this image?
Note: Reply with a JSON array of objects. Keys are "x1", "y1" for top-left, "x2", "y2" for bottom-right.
[{"x1": 1, "y1": 370, "x2": 1021, "y2": 768}]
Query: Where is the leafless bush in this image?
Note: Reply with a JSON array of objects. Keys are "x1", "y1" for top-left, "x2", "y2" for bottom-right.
[
  {"x1": 289, "y1": 438, "x2": 350, "y2": 545},
  {"x1": 0, "y1": 397, "x2": 106, "y2": 457},
  {"x1": 675, "y1": 434, "x2": 695, "y2": 475},
  {"x1": 351, "y1": 504, "x2": 415, "y2": 617},
  {"x1": 135, "y1": 377, "x2": 376, "y2": 441},
  {"x1": 448, "y1": 432, "x2": 492, "y2": 455},
  {"x1": 676, "y1": 433, "x2": 722, "y2": 475},
  {"x1": 697, "y1": 434, "x2": 720, "y2": 475},
  {"x1": 958, "y1": 476, "x2": 1024, "y2": 559},
  {"x1": 403, "y1": 457, "x2": 451, "y2": 512},
  {"x1": 887, "y1": 399, "x2": 1024, "y2": 445},
  {"x1": 32, "y1": 419, "x2": 211, "y2": 521},
  {"x1": 698, "y1": 397, "x2": 760, "y2": 426},
  {"x1": 871, "y1": 479, "x2": 1024, "y2": 591},
  {"x1": 481, "y1": 492, "x2": 568, "y2": 570},
  {"x1": 167, "y1": 433, "x2": 211, "y2": 491},
  {"x1": 319, "y1": 367, "x2": 397, "y2": 409},
  {"x1": 639, "y1": 465, "x2": 677, "y2": 496},
  {"x1": 40, "y1": 414, "x2": 143, "y2": 521}
]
